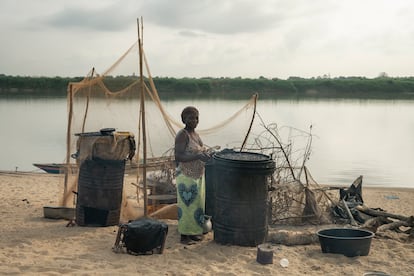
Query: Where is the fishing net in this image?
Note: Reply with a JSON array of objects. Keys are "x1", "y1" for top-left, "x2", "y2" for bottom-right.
[
  {"x1": 60, "y1": 40, "x2": 256, "y2": 211},
  {"x1": 60, "y1": 31, "x2": 332, "y2": 226}
]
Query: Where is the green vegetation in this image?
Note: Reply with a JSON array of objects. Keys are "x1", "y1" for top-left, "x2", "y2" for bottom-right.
[
  {"x1": 1, "y1": 74, "x2": 414, "y2": 99},
  {"x1": 0, "y1": 75, "x2": 83, "y2": 97}
]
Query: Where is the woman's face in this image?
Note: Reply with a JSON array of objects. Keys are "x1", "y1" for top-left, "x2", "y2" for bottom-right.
[{"x1": 184, "y1": 112, "x2": 199, "y2": 129}]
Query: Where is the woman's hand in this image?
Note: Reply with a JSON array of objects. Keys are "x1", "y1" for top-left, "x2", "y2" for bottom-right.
[{"x1": 197, "y1": 152, "x2": 211, "y2": 162}]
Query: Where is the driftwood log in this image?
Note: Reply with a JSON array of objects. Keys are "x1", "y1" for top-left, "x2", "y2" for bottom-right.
[
  {"x1": 360, "y1": 216, "x2": 392, "y2": 233},
  {"x1": 267, "y1": 229, "x2": 318, "y2": 245},
  {"x1": 356, "y1": 205, "x2": 410, "y2": 221},
  {"x1": 333, "y1": 176, "x2": 413, "y2": 236},
  {"x1": 356, "y1": 205, "x2": 414, "y2": 234}
]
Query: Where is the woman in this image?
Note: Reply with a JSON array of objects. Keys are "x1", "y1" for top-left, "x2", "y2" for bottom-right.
[{"x1": 175, "y1": 106, "x2": 211, "y2": 244}]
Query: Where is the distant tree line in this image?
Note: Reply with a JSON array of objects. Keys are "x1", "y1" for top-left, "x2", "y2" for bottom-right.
[
  {"x1": 1, "y1": 74, "x2": 414, "y2": 99},
  {"x1": 0, "y1": 75, "x2": 83, "y2": 96}
]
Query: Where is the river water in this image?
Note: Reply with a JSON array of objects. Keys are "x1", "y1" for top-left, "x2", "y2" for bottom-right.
[{"x1": 1, "y1": 96, "x2": 413, "y2": 188}]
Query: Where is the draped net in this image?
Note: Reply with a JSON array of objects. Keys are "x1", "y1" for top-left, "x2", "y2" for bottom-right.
[
  {"x1": 61, "y1": 41, "x2": 256, "y2": 207},
  {"x1": 60, "y1": 39, "x2": 332, "y2": 226}
]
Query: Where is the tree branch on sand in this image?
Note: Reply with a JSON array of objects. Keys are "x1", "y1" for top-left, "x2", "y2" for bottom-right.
[
  {"x1": 356, "y1": 205, "x2": 414, "y2": 234},
  {"x1": 243, "y1": 113, "x2": 332, "y2": 226}
]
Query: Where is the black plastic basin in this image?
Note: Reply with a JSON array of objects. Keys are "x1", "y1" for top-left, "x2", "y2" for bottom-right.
[{"x1": 317, "y1": 228, "x2": 374, "y2": 257}]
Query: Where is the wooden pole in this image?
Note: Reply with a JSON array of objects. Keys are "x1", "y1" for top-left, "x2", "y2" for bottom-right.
[
  {"x1": 63, "y1": 84, "x2": 74, "y2": 206},
  {"x1": 342, "y1": 199, "x2": 358, "y2": 226},
  {"x1": 240, "y1": 93, "x2": 258, "y2": 151},
  {"x1": 81, "y1": 67, "x2": 95, "y2": 133},
  {"x1": 137, "y1": 17, "x2": 148, "y2": 216}
]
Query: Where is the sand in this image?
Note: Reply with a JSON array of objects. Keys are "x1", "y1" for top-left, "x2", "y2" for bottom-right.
[{"x1": 0, "y1": 172, "x2": 413, "y2": 275}]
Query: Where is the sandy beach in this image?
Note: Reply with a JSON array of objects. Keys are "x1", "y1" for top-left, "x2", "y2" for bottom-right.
[{"x1": 0, "y1": 172, "x2": 413, "y2": 275}]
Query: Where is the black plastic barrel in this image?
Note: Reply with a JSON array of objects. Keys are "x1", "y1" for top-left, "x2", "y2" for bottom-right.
[
  {"x1": 76, "y1": 158, "x2": 125, "y2": 226},
  {"x1": 212, "y1": 150, "x2": 275, "y2": 246},
  {"x1": 204, "y1": 160, "x2": 215, "y2": 217}
]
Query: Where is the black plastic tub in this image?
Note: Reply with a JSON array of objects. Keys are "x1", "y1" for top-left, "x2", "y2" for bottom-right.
[{"x1": 317, "y1": 228, "x2": 375, "y2": 257}]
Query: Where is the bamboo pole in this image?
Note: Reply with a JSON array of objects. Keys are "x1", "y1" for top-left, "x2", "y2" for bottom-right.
[
  {"x1": 63, "y1": 84, "x2": 74, "y2": 206},
  {"x1": 240, "y1": 93, "x2": 258, "y2": 151},
  {"x1": 81, "y1": 67, "x2": 95, "y2": 133},
  {"x1": 137, "y1": 17, "x2": 148, "y2": 216}
]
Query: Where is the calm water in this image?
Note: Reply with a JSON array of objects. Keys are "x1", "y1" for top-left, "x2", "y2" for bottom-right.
[{"x1": 1, "y1": 96, "x2": 413, "y2": 188}]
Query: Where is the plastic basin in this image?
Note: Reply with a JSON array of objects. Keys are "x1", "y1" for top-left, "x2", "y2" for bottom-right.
[{"x1": 317, "y1": 228, "x2": 374, "y2": 257}]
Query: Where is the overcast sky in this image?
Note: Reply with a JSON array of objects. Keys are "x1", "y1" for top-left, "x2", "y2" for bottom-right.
[{"x1": 1, "y1": 0, "x2": 413, "y2": 79}]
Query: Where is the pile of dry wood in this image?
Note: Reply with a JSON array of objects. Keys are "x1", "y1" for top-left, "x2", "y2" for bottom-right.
[
  {"x1": 333, "y1": 176, "x2": 414, "y2": 238},
  {"x1": 357, "y1": 205, "x2": 414, "y2": 236}
]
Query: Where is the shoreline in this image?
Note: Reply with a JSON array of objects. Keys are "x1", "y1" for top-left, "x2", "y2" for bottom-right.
[
  {"x1": 0, "y1": 172, "x2": 413, "y2": 275},
  {"x1": 2, "y1": 170, "x2": 414, "y2": 190}
]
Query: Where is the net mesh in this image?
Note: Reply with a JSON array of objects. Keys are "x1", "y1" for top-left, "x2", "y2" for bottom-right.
[
  {"x1": 60, "y1": 41, "x2": 256, "y2": 212},
  {"x1": 60, "y1": 37, "x2": 333, "y2": 225}
]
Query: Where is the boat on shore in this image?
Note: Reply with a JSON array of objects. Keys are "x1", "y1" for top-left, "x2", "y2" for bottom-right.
[
  {"x1": 33, "y1": 163, "x2": 78, "y2": 174},
  {"x1": 33, "y1": 156, "x2": 175, "y2": 175}
]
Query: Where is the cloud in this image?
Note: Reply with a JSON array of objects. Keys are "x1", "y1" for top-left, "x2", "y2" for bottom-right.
[
  {"x1": 178, "y1": 30, "x2": 206, "y2": 38},
  {"x1": 0, "y1": 0, "x2": 413, "y2": 78},
  {"x1": 140, "y1": 0, "x2": 287, "y2": 34},
  {"x1": 46, "y1": 9, "x2": 128, "y2": 31},
  {"x1": 30, "y1": 1, "x2": 139, "y2": 32}
]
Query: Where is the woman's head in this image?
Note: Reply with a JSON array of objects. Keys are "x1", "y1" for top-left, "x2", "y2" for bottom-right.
[{"x1": 181, "y1": 106, "x2": 199, "y2": 128}]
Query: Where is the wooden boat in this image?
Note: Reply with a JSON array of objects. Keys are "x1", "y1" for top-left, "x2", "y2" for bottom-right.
[
  {"x1": 33, "y1": 163, "x2": 78, "y2": 174},
  {"x1": 33, "y1": 156, "x2": 174, "y2": 174}
]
